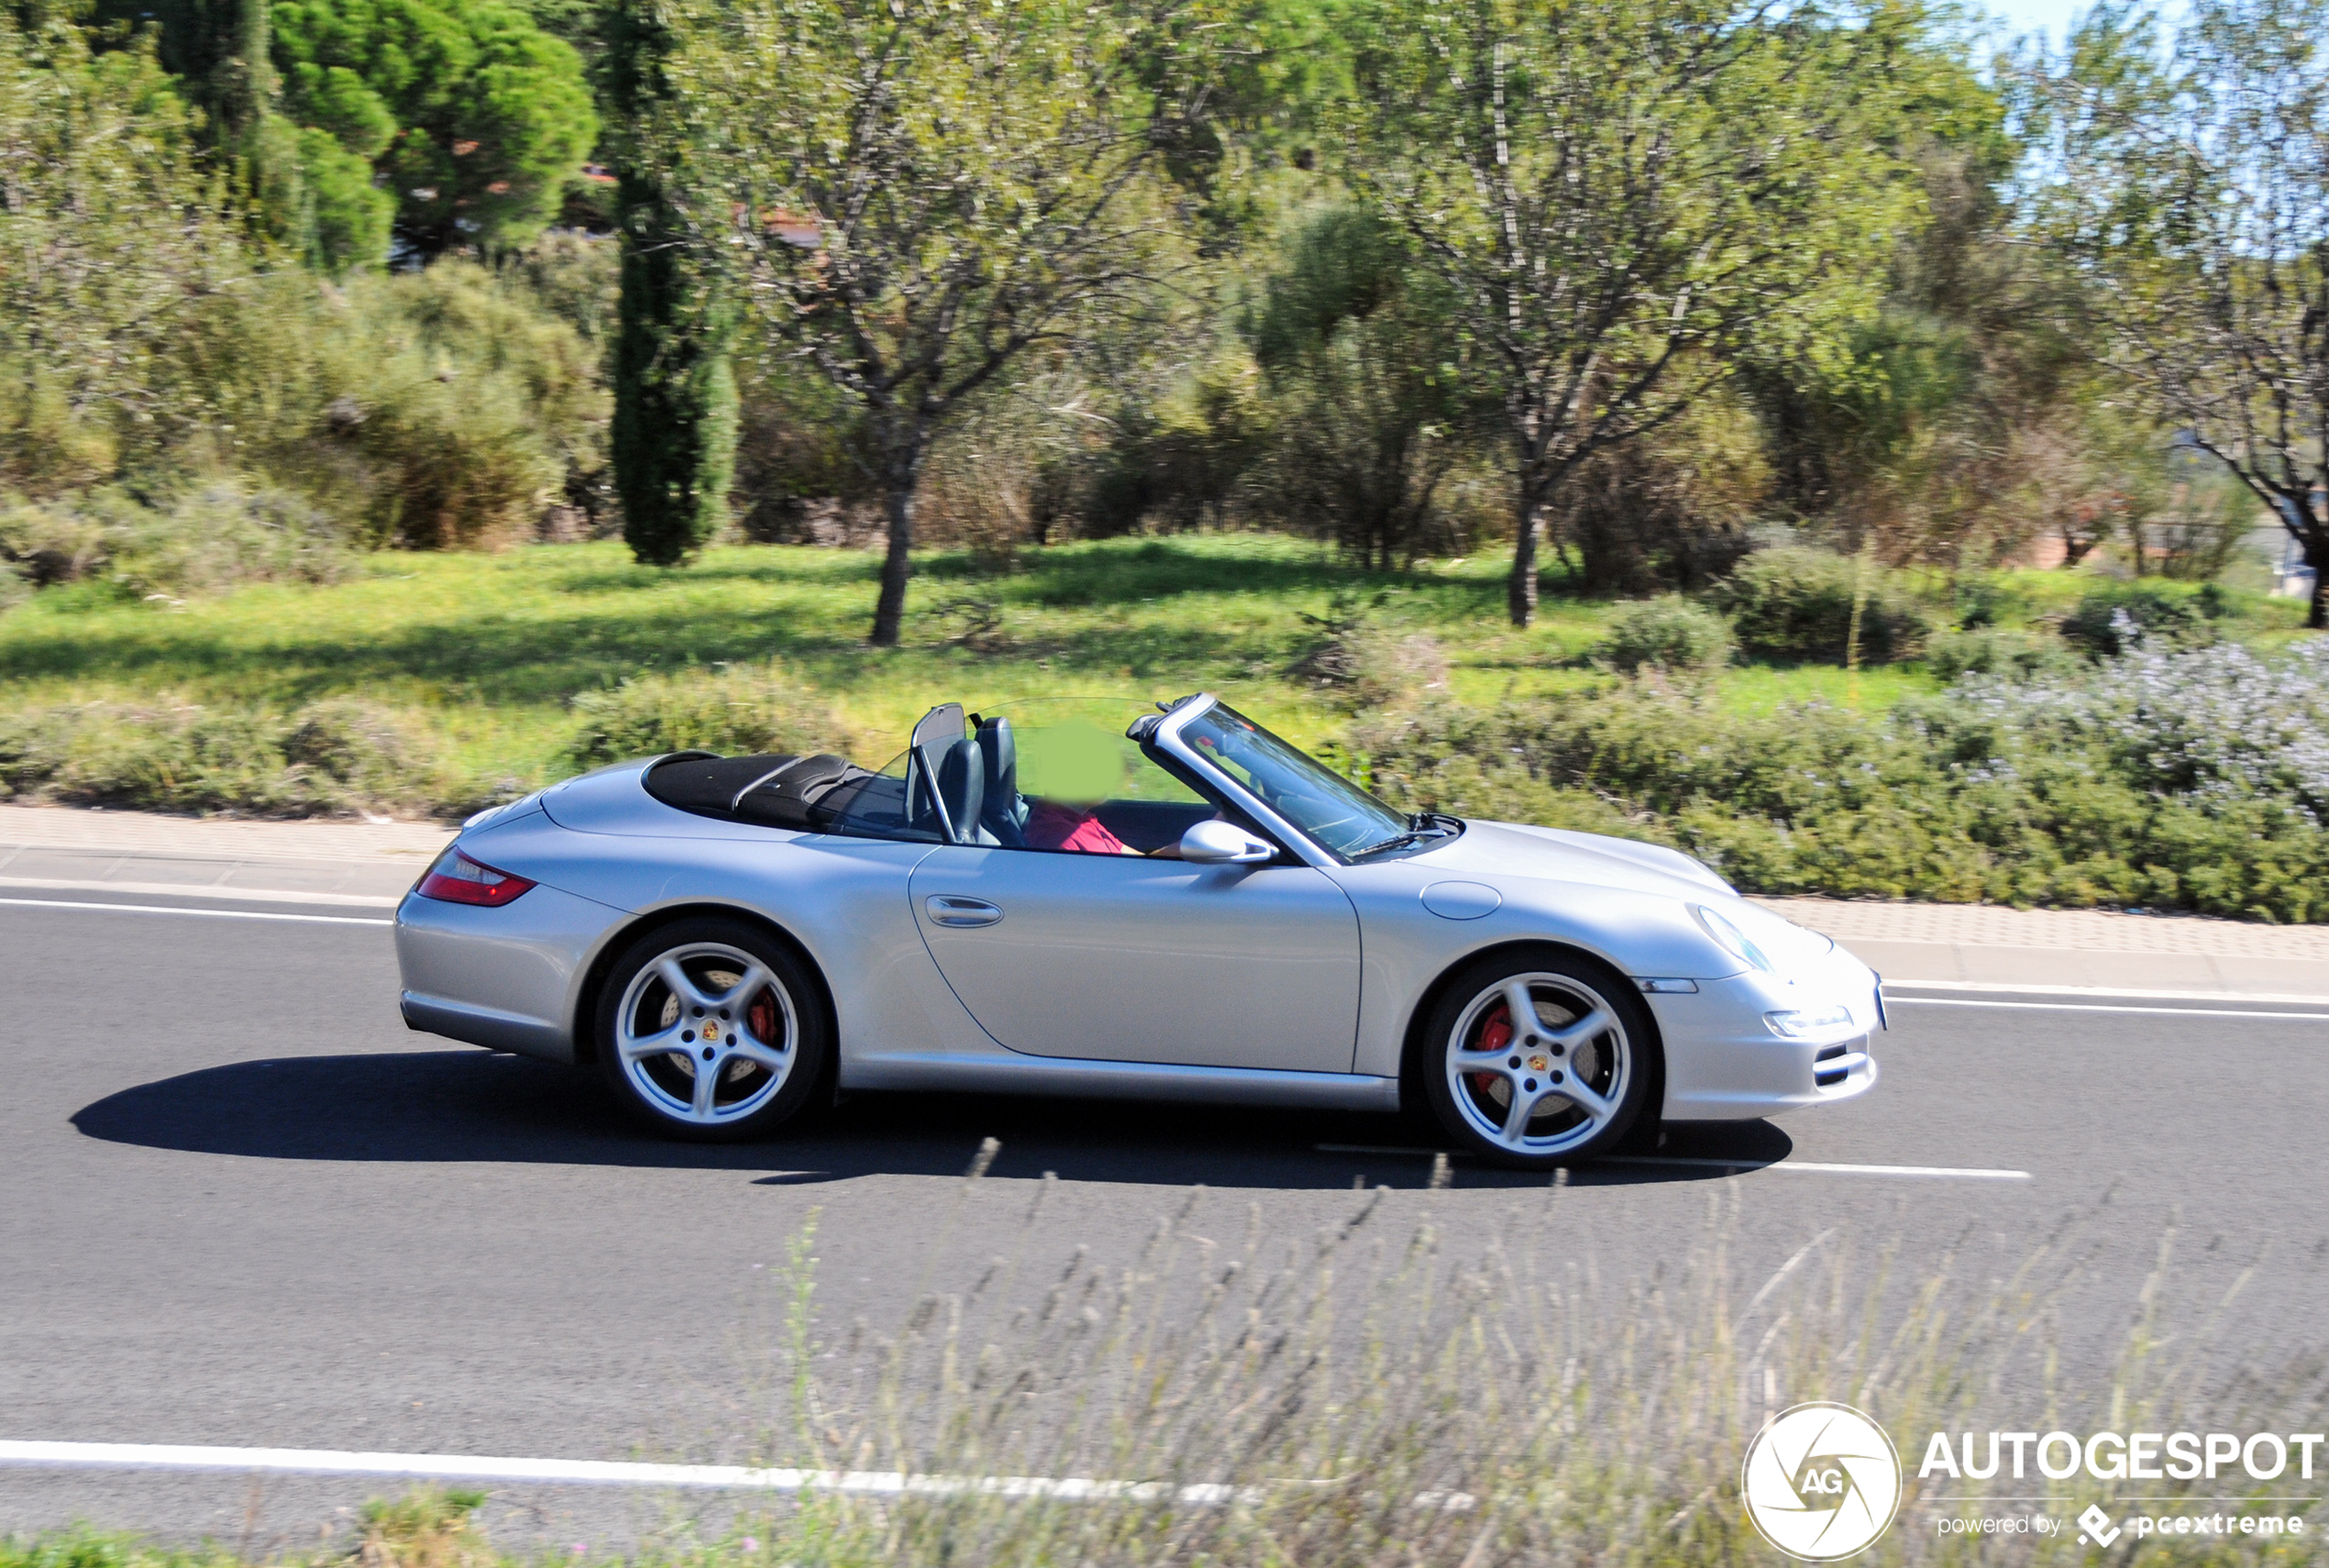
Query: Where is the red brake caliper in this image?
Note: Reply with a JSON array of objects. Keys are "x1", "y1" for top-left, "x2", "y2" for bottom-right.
[{"x1": 1471, "y1": 1003, "x2": 1512, "y2": 1095}]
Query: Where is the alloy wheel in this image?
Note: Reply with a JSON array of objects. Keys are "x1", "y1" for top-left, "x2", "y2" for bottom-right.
[
  {"x1": 612, "y1": 941, "x2": 798, "y2": 1126},
  {"x1": 1442, "y1": 971, "x2": 1631, "y2": 1156}
]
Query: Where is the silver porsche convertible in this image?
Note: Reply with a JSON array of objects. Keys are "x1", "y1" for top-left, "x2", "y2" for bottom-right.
[{"x1": 395, "y1": 693, "x2": 1881, "y2": 1168}]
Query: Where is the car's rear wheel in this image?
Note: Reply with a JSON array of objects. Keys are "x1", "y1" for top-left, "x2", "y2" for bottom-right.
[
  {"x1": 594, "y1": 918, "x2": 827, "y2": 1142},
  {"x1": 1420, "y1": 949, "x2": 1652, "y2": 1169}
]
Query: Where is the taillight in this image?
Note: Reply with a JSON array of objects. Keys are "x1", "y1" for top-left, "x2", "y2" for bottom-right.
[{"x1": 416, "y1": 847, "x2": 537, "y2": 907}]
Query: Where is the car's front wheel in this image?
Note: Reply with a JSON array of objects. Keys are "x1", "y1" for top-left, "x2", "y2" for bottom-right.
[
  {"x1": 1419, "y1": 948, "x2": 1652, "y2": 1169},
  {"x1": 594, "y1": 918, "x2": 828, "y2": 1142}
]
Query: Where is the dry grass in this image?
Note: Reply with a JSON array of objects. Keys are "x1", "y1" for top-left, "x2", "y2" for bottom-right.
[
  {"x1": 6, "y1": 1172, "x2": 2320, "y2": 1568},
  {"x1": 654, "y1": 1164, "x2": 2323, "y2": 1567}
]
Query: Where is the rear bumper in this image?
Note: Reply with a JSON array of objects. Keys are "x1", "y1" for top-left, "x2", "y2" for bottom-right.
[
  {"x1": 393, "y1": 883, "x2": 619, "y2": 1066},
  {"x1": 1647, "y1": 950, "x2": 1883, "y2": 1121},
  {"x1": 400, "y1": 989, "x2": 571, "y2": 1063}
]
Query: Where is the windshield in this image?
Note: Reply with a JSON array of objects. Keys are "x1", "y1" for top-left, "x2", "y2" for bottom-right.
[{"x1": 1178, "y1": 701, "x2": 1410, "y2": 860}]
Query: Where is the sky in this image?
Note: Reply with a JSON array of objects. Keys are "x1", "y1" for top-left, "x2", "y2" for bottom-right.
[{"x1": 1978, "y1": 0, "x2": 2087, "y2": 42}]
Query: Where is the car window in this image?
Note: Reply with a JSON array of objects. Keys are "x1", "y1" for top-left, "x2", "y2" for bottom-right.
[
  {"x1": 818, "y1": 750, "x2": 944, "y2": 843},
  {"x1": 1178, "y1": 701, "x2": 1407, "y2": 860}
]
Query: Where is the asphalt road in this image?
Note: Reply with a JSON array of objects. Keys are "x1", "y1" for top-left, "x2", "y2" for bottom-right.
[{"x1": 3, "y1": 894, "x2": 2325, "y2": 1549}]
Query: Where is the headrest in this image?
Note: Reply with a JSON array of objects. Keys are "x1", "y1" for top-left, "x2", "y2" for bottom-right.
[
  {"x1": 935, "y1": 735, "x2": 985, "y2": 843},
  {"x1": 977, "y1": 716, "x2": 1017, "y2": 798}
]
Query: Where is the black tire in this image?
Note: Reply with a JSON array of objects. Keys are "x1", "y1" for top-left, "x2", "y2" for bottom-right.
[
  {"x1": 593, "y1": 917, "x2": 829, "y2": 1143},
  {"x1": 1418, "y1": 946, "x2": 1655, "y2": 1170}
]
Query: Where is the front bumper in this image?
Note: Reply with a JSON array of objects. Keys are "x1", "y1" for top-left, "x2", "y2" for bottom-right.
[{"x1": 1644, "y1": 949, "x2": 1882, "y2": 1121}]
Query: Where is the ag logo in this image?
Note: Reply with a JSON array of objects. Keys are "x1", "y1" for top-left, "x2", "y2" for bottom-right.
[{"x1": 1741, "y1": 1401, "x2": 1903, "y2": 1561}]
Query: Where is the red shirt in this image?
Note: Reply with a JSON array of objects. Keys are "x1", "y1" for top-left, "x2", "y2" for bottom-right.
[{"x1": 1025, "y1": 801, "x2": 1131, "y2": 855}]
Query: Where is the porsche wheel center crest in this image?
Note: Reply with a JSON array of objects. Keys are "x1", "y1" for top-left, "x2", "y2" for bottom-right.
[{"x1": 1741, "y1": 1402, "x2": 1903, "y2": 1561}]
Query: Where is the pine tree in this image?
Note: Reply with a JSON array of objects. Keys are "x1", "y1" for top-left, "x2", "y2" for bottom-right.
[{"x1": 608, "y1": 0, "x2": 734, "y2": 568}]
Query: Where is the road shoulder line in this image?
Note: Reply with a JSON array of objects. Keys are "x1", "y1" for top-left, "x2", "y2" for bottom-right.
[
  {"x1": 0, "y1": 1441, "x2": 1251, "y2": 1505},
  {"x1": 1883, "y1": 977, "x2": 2329, "y2": 1006},
  {"x1": 0, "y1": 897, "x2": 392, "y2": 926},
  {"x1": 0, "y1": 876, "x2": 403, "y2": 909}
]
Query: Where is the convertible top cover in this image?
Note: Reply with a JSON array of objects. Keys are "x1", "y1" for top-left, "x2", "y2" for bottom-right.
[{"x1": 643, "y1": 752, "x2": 874, "y2": 829}]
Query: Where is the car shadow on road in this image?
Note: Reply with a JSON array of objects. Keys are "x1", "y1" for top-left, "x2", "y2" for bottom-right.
[{"x1": 72, "y1": 1049, "x2": 1795, "y2": 1190}]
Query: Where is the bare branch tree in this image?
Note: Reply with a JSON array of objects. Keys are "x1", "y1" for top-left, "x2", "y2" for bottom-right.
[
  {"x1": 657, "y1": 0, "x2": 1233, "y2": 644},
  {"x1": 2025, "y1": 0, "x2": 2329, "y2": 626},
  {"x1": 1341, "y1": 0, "x2": 1935, "y2": 624}
]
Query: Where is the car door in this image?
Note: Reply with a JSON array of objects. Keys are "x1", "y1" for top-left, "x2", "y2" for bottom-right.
[{"x1": 908, "y1": 846, "x2": 1362, "y2": 1073}]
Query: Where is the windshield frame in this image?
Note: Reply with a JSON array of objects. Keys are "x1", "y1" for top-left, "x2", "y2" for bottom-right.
[{"x1": 1153, "y1": 695, "x2": 1430, "y2": 867}]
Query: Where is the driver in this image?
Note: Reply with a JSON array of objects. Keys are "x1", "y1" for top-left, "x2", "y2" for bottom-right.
[
  {"x1": 1021, "y1": 722, "x2": 1185, "y2": 856},
  {"x1": 1022, "y1": 722, "x2": 1137, "y2": 854}
]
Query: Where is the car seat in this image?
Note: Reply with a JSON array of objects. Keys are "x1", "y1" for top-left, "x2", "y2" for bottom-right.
[
  {"x1": 974, "y1": 717, "x2": 1028, "y2": 846},
  {"x1": 934, "y1": 735, "x2": 988, "y2": 845}
]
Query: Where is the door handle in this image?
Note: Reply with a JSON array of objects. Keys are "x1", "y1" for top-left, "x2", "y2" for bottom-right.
[{"x1": 924, "y1": 895, "x2": 1003, "y2": 928}]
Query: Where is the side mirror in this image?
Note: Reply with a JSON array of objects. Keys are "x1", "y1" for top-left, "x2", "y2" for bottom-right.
[{"x1": 1180, "y1": 819, "x2": 1277, "y2": 865}]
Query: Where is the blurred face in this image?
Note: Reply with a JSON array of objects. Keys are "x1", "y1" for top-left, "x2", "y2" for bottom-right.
[{"x1": 1028, "y1": 721, "x2": 1125, "y2": 809}]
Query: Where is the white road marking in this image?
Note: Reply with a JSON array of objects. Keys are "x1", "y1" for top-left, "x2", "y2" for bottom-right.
[
  {"x1": 0, "y1": 875, "x2": 402, "y2": 908},
  {"x1": 1313, "y1": 1144, "x2": 2031, "y2": 1180},
  {"x1": 0, "y1": 897, "x2": 392, "y2": 927},
  {"x1": 1889, "y1": 996, "x2": 2329, "y2": 1022},
  {"x1": 1885, "y1": 977, "x2": 2329, "y2": 1006},
  {"x1": 1605, "y1": 1155, "x2": 2031, "y2": 1180},
  {"x1": 0, "y1": 1440, "x2": 1257, "y2": 1504}
]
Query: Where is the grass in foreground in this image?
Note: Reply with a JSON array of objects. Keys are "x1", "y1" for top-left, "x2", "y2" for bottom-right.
[{"x1": 6, "y1": 1178, "x2": 2321, "y2": 1568}]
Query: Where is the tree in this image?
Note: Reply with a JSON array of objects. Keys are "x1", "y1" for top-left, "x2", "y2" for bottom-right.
[
  {"x1": 270, "y1": 0, "x2": 598, "y2": 259},
  {"x1": 1341, "y1": 0, "x2": 1936, "y2": 624},
  {"x1": 0, "y1": 10, "x2": 259, "y2": 493},
  {"x1": 2024, "y1": 0, "x2": 2329, "y2": 627},
  {"x1": 1246, "y1": 205, "x2": 1487, "y2": 569},
  {"x1": 91, "y1": 0, "x2": 394, "y2": 272},
  {"x1": 660, "y1": 0, "x2": 1234, "y2": 645},
  {"x1": 607, "y1": 0, "x2": 734, "y2": 567}
]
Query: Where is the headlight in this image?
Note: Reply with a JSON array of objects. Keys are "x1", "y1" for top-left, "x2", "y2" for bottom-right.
[
  {"x1": 1693, "y1": 904, "x2": 1773, "y2": 972},
  {"x1": 1764, "y1": 1005, "x2": 1854, "y2": 1038}
]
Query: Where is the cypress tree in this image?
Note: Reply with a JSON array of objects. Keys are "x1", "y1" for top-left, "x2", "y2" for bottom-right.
[{"x1": 608, "y1": 0, "x2": 735, "y2": 568}]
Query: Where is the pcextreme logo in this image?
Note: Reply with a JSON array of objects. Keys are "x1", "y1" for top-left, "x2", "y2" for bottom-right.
[{"x1": 1742, "y1": 1402, "x2": 1905, "y2": 1562}]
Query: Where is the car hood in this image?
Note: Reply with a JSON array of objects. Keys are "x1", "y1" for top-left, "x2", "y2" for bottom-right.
[{"x1": 1408, "y1": 819, "x2": 1738, "y2": 902}]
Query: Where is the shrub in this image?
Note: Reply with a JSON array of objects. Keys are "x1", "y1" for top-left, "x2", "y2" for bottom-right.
[
  {"x1": 281, "y1": 700, "x2": 445, "y2": 808},
  {"x1": 1595, "y1": 596, "x2": 1733, "y2": 675},
  {"x1": 0, "y1": 496, "x2": 109, "y2": 587},
  {"x1": 0, "y1": 481, "x2": 355, "y2": 600},
  {"x1": 1351, "y1": 634, "x2": 2329, "y2": 922},
  {"x1": 1286, "y1": 591, "x2": 1450, "y2": 709},
  {"x1": 353, "y1": 1487, "x2": 494, "y2": 1568},
  {"x1": 2060, "y1": 580, "x2": 2217, "y2": 656},
  {"x1": 567, "y1": 665, "x2": 846, "y2": 767},
  {"x1": 1705, "y1": 546, "x2": 1930, "y2": 664},
  {"x1": 305, "y1": 262, "x2": 605, "y2": 549},
  {"x1": 1924, "y1": 624, "x2": 2077, "y2": 682},
  {"x1": 0, "y1": 698, "x2": 445, "y2": 816}
]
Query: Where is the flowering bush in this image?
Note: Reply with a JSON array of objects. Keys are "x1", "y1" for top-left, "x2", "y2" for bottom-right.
[{"x1": 1351, "y1": 631, "x2": 2329, "y2": 922}]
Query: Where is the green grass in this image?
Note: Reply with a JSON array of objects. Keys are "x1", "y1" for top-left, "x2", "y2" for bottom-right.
[
  {"x1": 0, "y1": 535, "x2": 1941, "y2": 801},
  {"x1": 1, "y1": 531, "x2": 2310, "y2": 817}
]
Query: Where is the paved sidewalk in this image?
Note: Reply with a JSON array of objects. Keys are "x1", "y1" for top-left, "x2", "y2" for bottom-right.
[
  {"x1": 0, "y1": 803, "x2": 448, "y2": 908},
  {"x1": 1755, "y1": 896, "x2": 2329, "y2": 1001},
  {"x1": 5, "y1": 803, "x2": 2326, "y2": 999}
]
